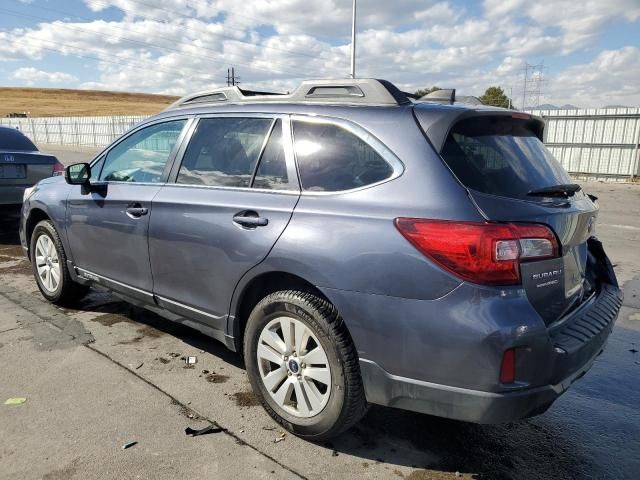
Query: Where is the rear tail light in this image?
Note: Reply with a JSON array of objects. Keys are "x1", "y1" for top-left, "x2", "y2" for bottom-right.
[
  {"x1": 500, "y1": 348, "x2": 516, "y2": 384},
  {"x1": 52, "y1": 161, "x2": 64, "y2": 176},
  {"x1": 394, "y1": 219, "x2": 559, "y2": 285}
]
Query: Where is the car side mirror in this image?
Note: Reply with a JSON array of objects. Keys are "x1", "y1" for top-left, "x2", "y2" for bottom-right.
[{"x1": 65, "y1": 163, "x2": 91, "y2": 185}]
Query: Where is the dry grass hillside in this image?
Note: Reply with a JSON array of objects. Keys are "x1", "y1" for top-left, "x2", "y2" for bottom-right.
[{"x1": 0, "y1": 87, "x2": 179, "y2": 117}]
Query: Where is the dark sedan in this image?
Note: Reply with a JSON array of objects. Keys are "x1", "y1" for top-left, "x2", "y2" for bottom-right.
[{"x1": 0, "y1": 125, "x2": 64, "y2": 205}]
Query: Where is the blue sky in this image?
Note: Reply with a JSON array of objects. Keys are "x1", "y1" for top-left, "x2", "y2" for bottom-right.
[{"x1": 1, "y1": 0, "x2": 639, "y2": 107}]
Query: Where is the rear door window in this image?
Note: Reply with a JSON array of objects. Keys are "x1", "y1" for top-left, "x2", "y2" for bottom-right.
[
  {"x1": 252, "y1": 120, "x2": 294, "y2": 190},
  {"x1": 292, "y1": 120, "x2": 393, "y2": 192},
  {"x1": 440, "y1": 117, "x2": 572, "y2": 200},
  {"x1": 177, "y1": 117, "x2": 272, "y2": 188}
]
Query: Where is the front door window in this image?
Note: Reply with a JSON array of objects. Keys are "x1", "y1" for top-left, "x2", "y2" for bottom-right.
[{"x1": 99, "y1": 119, "x2": 186, "y2": 183}]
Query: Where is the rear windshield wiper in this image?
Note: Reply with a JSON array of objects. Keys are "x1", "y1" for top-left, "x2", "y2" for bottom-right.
[{"x1": 527, "y1": 183, "x2": 581, "y2": 198}]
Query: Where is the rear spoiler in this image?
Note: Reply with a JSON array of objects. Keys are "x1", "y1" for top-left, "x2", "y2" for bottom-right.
[{"x1": 414, "y1": 107, "x2": 545, "y2": 153}]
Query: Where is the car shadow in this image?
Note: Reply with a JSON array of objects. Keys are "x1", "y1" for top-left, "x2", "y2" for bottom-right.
[
  {"x1": 68, "y1": 288, "x2": 245, "y2": 369},
  {"x1": 329, "y1": 406, "x2": 590, "y2": 479},
  {"x1": 0, "y1": 207, "x2": 22, "y2": 248},
  {"x1": 69, "y1": 288, "x2": 592, "y2": 479}
]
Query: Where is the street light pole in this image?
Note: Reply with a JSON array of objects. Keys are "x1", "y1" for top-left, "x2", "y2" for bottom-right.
[{"x1": 350, "y1": 0, "x2": 357, "y2": 78}]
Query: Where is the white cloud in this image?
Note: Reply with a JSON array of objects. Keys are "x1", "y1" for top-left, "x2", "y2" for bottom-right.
[
  {"x1": 0, "y1": 0, "x2": 636, "y2": 107},
  {"x1": 414, "y1": 2, "x2": 462, "y2": 24},
  {"x1": 484, "y1": 0, "x2": 640, "y2": 54},
  {"x1": 496, "y1": 56, "x2": 524, "y2": 74},
  {"x1": 13, "y1": 67, "x2": 78, "y2": 85},
  {"x1": 549, "y1": 46, "x2": 640, "y2": 106}
]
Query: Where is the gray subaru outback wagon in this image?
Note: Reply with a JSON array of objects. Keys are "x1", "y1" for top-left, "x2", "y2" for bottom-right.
[{"x1": 20, "y1": 79, "x2": 622, "y2": 440}]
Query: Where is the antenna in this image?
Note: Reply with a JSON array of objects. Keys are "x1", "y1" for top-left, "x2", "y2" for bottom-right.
[{"x1": 350, "y1": 0, "x2": 357, "y2": 78}]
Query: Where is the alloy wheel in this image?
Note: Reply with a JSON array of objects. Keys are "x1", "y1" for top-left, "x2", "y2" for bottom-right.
[
  {"x1": 257, "y1": 316, "x2": 332, "y2": 418},
  {"x1": 35, "y1": 234, "x2": 60, "y2": 293}
]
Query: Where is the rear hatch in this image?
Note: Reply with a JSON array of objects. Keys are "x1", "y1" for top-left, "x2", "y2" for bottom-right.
[
  {"x1": 415, "y1": 108, "x2": 599, "y2": 325},
  {"x1": 0, "y1": 151, "x2": 58, "y2": 185}
]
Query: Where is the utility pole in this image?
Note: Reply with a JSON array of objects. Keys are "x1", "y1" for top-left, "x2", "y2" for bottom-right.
[
  {"x1": 350, "y1": 0, "x2": 357, "y2": 78},
  {"x1": 521, "y1": 65, "x2": 527, "y2": 111},
  {"x1": 226, "y1": 68, "x2": 240, "y2": 86}
]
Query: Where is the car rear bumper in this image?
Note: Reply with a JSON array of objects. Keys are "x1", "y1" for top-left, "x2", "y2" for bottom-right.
[
  {"x1": 0, "y1": 185, "x2": 26, "y2": 205},
  {"x1": 321, "y1": 275, "x2": 622, "y2": 424},
  {"x1": 359, "y1": 283, "x2": 622, "y2": 423},
  {"x1": 361, "y1": 355, "x2": 588, "y2": 423}
]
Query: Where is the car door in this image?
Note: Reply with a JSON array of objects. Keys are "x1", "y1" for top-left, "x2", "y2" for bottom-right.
[
  {"x1": 148, "y1": 114, "x2": 300, "y2": 331},
  {"x1": 66, "y1": 118, "x2": 190, "y2": 298}
]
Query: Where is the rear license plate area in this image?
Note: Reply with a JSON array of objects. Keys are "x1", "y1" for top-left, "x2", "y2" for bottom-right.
[{"x1": 0, "y1": 164, "x2": 26, "y2": 179}]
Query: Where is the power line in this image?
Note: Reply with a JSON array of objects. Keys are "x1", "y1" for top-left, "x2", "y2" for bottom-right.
[
  {"x1": 123, "y1": 0, "x2": 337, "y2": 46},
  {"x1": 41, "y1": 0, "x2": 340, "y2": 64},
  {"x1": 0, "y1": 31, "x2": 225, "y2": 81},
  {"x1": 0, "y1": 6, "x2": 317, "y2": 78}
]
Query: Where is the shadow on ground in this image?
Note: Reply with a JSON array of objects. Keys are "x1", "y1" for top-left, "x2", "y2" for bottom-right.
[
  {"x1": 63, "y1": 288, "x2": 596, "y2": 480},
  {"x1": 0, "y1": 207, "x2": 21, "y2": 247}
]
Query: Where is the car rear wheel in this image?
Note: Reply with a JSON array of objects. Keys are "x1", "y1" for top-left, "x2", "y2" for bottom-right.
[
  {"x1": 244, "y1": 290, "x2": 367, "y2": 440},
  {"x1": 31, "y1": 220, "x2": 88, "y2": 306}
]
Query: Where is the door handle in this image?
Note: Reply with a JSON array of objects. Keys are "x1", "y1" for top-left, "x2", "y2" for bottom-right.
[
  {"x1": 233, "y1": 211, "x2": 269, "y2": 228},
  {"x1": 126, "y1": 204, "x2": 148, "y2": 218}
]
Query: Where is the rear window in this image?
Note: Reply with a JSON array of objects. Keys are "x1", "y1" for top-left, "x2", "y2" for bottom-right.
[
  {"x1": 440, "y1": 117, "x2": 571, "y2": 200},
  {"x1": 0, "y1": 128, "x2": 37, "y2": 151},
  {"x1": 292, "y1": 120, "x2": 393, "y2": 192}
]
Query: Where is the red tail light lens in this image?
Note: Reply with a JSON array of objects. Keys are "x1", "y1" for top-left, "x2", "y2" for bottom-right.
[
  {"x1": 52, "y1": 161, "x2": 65, "y2": 176},
  {"x1": 500, "y1": 348, "x2": 516, "y2": 384},
  {"x1": 394, "y1": 219, "x2": 559, "y2": 285}
]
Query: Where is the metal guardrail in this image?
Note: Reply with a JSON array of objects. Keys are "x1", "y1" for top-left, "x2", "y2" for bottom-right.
[{"x1": 0, "y1": 115, "x2": 146, "y2": 148}]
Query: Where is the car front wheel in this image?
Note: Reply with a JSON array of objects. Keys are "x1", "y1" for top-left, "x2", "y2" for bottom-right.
[
  {"x1": 244, "y1": 290, "x2": 367, "y2": 440},
  {"x1": 30, "y1": 220, "x2": 88, "y2": 306}
]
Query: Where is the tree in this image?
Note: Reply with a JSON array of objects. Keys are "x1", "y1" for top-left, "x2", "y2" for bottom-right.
[
  {"x1": 414, "y1": 86, "x2": 441, "y2": 98},
  {"x1": 479, "y1": 86, "x2": 512, "y2": 108}
]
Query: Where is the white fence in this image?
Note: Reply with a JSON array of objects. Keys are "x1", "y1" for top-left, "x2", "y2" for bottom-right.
[
  {"x1": 2, "y1": 109, "x2": 640, "y2": 180},
  {"x1": 0, "y1": 115, "x2": 146, "y2": 147},
  {"x1": 529, "y1": 107, "x2": 640, "y2": 181}
]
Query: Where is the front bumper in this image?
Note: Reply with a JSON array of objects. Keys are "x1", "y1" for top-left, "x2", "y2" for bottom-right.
[{"x1": 359, "y1": 283, "x2": 622, "y2": 423}]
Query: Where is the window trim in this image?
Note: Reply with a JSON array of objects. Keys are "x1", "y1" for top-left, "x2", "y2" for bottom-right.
[
  {"x1": 167, "y1": 113, "x2": 300, "y2": 194},
  {"x1": 249, "y1": 119, "x2": 278, "y2": 188},
  {"x1": 289, "y1": 114, "x2": 404, "y2": 195},
  {"x1": 89, "y1": 116, "x2": 194, "y2": 186},
  {"x1": 90, "y1": 154, "x2": 105, "y2": 181}
]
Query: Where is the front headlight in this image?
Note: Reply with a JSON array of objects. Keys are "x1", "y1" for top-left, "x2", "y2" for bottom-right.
[{"x1": 23, "y1": 186, "x2": 35, "y2": 202}]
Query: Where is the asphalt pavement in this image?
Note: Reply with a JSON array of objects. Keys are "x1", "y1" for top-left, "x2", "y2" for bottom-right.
[{"x1": 1, "y1": 156, "x2": 639, "y2": 479}]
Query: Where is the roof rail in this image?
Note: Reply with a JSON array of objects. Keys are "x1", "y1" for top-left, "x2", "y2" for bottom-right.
[
  {"x1": 418, "y1": 89, "x2": 485, "y2": 106},
  {"x1": 165, "y1": 78, "x2": 412, "y2": 110},
  {"x1": 420, "y1": 89, "x2": 456, "y2": 104}
]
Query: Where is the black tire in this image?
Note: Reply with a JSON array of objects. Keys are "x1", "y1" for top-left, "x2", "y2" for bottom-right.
[
  {"x1": 30, "y1": 219, "x2": 88, "y2": 306},
  {"x1": 244, "y1": 290, "x2": 367, "y2": 440}
]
